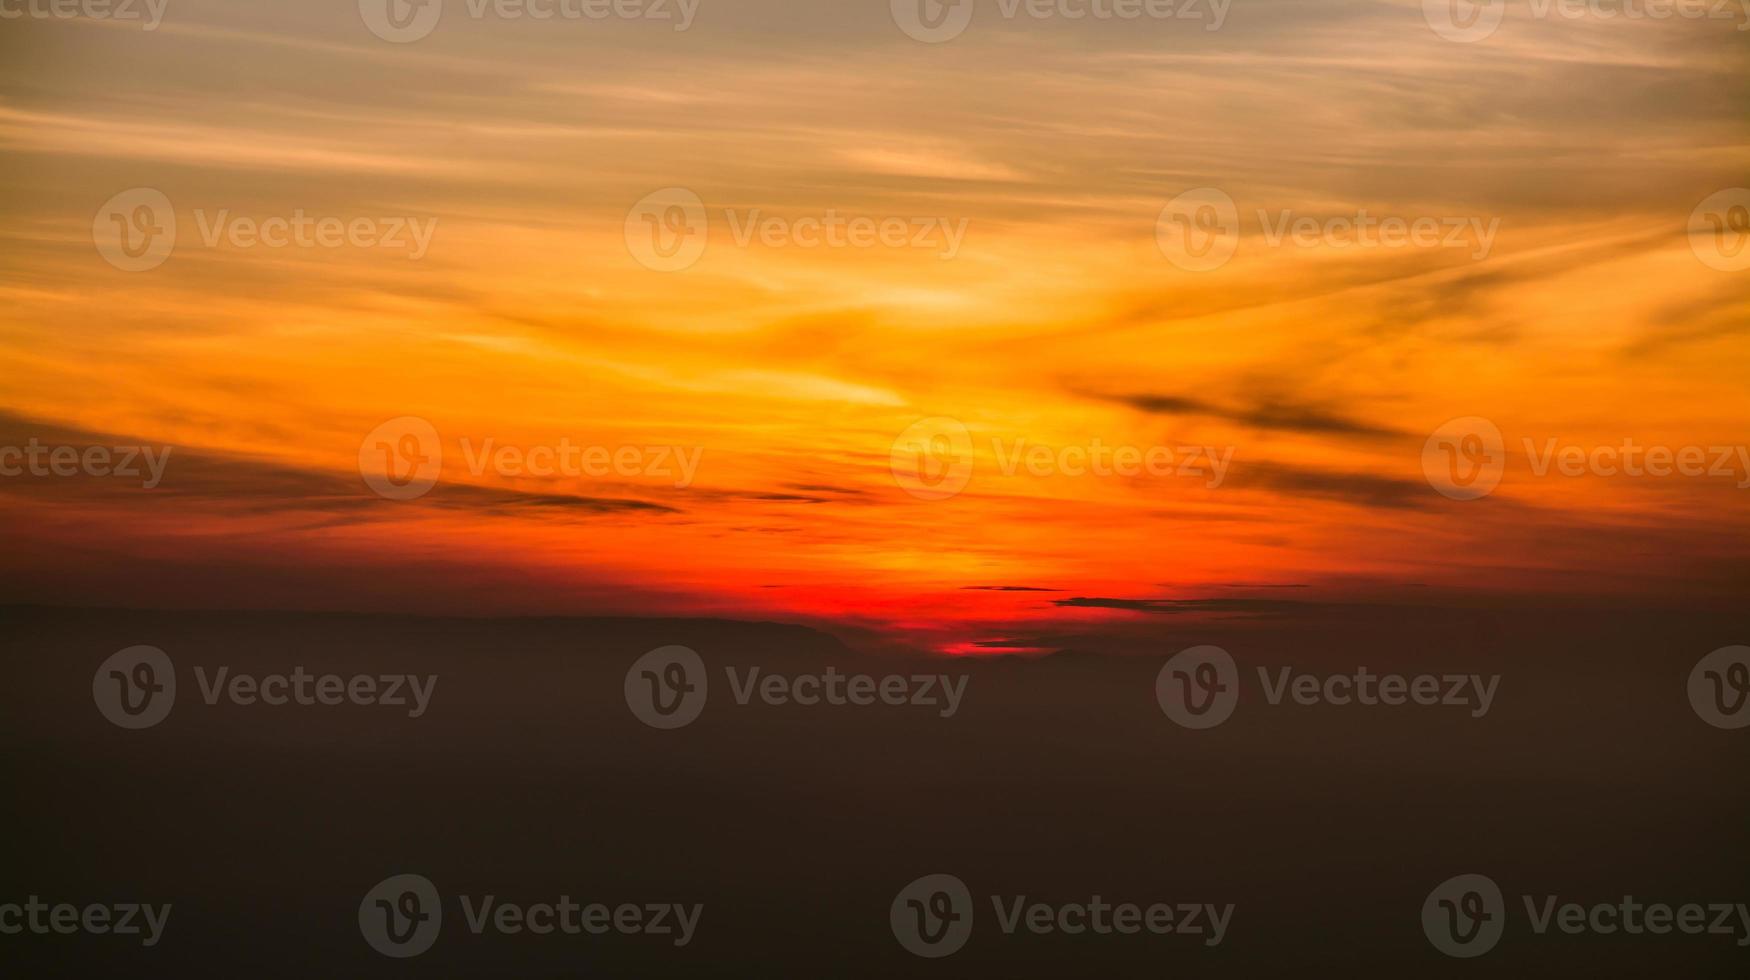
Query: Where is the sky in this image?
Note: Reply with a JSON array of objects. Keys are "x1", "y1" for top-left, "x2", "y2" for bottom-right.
[{"x1": 1, "y1": 0, "x2": 1746, "y2": 653}]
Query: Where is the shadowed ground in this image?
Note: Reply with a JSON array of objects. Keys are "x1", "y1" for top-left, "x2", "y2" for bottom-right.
[{"x1": 2, "y1": 603, "x2": 1746, "y2": 977}]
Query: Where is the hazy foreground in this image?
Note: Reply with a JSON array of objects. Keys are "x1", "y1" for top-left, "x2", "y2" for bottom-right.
[{"x1": 3, "y1": 603, "x2": 1746, "y2": 976}]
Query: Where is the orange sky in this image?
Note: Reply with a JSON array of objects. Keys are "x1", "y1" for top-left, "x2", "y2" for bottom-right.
[{"x1": 2, "y1": 0, "x2": 1747, "y2": 652}]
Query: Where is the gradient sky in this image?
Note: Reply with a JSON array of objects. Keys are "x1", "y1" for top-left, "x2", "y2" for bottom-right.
[{"x1": 2, "y1": 0, "x2": 1746, "y2": 652}]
